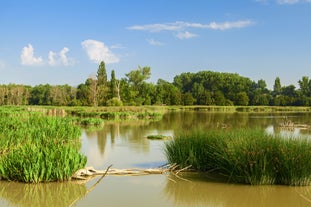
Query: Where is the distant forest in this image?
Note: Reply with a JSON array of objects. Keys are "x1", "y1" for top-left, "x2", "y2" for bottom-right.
[{"x1": 1, "y1": 61, "x2": 311, "y2": 106}]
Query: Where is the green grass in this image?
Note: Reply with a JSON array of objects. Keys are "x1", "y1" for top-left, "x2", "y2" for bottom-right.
[
  {"x1": 165, "y1": 129, "x2": 311, "y2": 186},
  {"x1": 147, "y1": 134, "x2": 171, "y2": 140},
  {"x1": 0, "y1": 111, "x2": 86, "y2": 183}
]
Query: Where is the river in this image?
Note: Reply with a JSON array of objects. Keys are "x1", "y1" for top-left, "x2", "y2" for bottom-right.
[{"x1": 0, "y1": 111, "x2": 311, "y2": 207}]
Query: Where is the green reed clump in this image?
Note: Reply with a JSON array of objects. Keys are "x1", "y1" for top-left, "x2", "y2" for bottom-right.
[
  {"x1": 0, "y1": 113, "x2": 86, "y2": 183},
  {"x1": 165, "y1": 129, "x2": 311, "y2": 186},
  {"x1": 78, "y1": 117, "x2": 103, "y2": 126}
]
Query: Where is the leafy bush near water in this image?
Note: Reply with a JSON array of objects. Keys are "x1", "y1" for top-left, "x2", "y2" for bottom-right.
[
  {"x1": 165, "y1": 129, "x2": 311, "y2": 186},
  {"x1": 0, "y1": 114, "x2": 87, "y2": 183}
]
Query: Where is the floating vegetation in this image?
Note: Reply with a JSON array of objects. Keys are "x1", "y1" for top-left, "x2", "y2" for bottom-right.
[
  {"x1": 146, "y1": 134, "x2": 172, "y2": 140},
  {"x1": 78, "y1": 117, "x2": 104, "y2": 126},
  {"x1": 165, "y1": 129, "x2": 311, "y2": 186},
  {"x1": 0, "y1": 111, "x2": 87, "y2": 183}
]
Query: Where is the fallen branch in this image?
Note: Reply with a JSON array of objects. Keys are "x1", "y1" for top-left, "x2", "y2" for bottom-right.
[{"x1": 72, "y1": 164, "x2": 192, "y2": 180}]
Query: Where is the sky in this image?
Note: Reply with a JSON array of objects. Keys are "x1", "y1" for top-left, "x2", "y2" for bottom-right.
[{"x1": 0, "y1": 0, "x2": 310, "y2": 89}]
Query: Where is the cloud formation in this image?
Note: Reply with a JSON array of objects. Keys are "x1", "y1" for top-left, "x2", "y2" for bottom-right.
[
  {"x1": 128, "y1": 20, "x2": 253, "y2": 40},
  {"x1": 147, "y1": 39, "x2": 164, "y2": 46},
  {"x1": 21, "y1": 44, "x2": 43, "y2": 65},
  {"x1": 81, "y1": 39, "x2": 119, "y2": 64},
  {"x1": 48, "y1": 47, "x2": 74, "y2": 66},
  {"x1": 176, "y1": 31, "x2": 198, "y2": 39},
  {"x1": 128, "y1": 20, "x2": 253, "y2": 32}
]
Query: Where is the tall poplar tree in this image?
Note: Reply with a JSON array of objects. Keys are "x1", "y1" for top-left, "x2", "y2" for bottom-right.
[
  {"x1": 96, "y1": 61, "x2": 107, "y2": 106},
  {"x1": 109, "y1": 70, "x2": 117, "y2": 99},
  {"x1": 273, "y1": 77, "x2": 282, "y2": 96}
]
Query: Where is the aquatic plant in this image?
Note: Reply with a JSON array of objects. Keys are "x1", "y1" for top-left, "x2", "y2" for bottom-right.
[
  {"x1": 165, "y1": 129, "x2": 311, "y2": 186},
  {"x1": 146, "y1": 134, "x2": 171, "y2": 140},
  {"x1": 79, "y1": 117, "x2": 104, "y2": 126},
  {"x1": 0, "y1": 113, "x2": 86, "y2": 183}
]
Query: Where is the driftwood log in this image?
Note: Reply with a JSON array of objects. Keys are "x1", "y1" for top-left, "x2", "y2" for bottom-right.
[
  {"x1": 72, "y1": 164, "x2": 191, "y2": 181},
  {"x1": 69, "y1": 164, "x2": 191, "y2": 206}
]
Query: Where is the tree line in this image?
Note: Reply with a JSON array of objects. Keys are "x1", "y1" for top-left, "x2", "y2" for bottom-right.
[{"x1": 1, "y1": 61, "x2": 311, "y2": 106}]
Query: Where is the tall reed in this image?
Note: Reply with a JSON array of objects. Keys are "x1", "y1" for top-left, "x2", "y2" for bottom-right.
[
  {"x1": 0, "y1": 112, "x2": 86, "y2": 183},
  {"x1": 165, "y1": 129, "x2": 311, "y2": 186}
]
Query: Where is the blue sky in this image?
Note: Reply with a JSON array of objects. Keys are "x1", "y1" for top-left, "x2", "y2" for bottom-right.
[{"x1": 0, "y1": 0, "x2": 310, "y2": 88}]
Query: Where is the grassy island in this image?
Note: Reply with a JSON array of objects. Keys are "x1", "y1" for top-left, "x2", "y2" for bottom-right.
[{"x1": 165, "y1": 129, "x2": 311, "y2": 186}]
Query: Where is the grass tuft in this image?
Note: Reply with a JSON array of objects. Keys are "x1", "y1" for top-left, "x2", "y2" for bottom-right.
[
  {"x1": 0, "y1": 110, "x2": 86, "y2": 183},
  {"x1": 165, "y1": 129, "x2": 311, "y2": 186}
]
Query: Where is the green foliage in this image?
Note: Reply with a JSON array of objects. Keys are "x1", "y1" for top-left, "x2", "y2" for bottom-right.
[
  {"x1": 165, "y1": 129, "x2": 311, "y2": 186},
  {"x1": 235, "y1": 92, "x2": 249, "y2": 106},
  {"x1": 2, "y1": 65, "x2": 311, "y2": 107},
  {"x1": 78, "y1": 117, "x2": 103, "y2": 126},
  {"x1": 106, "y1": 97, "x2": 123, "y2": 106},
  {"x1": 0, "y1": 112, "x2": 86, "y2": 183},
  {"x1": 146, "y1": 134, "x2": 171, "y2": 140}
]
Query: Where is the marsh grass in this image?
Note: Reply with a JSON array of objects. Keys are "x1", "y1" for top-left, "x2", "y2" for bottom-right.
[
  {"x1": 165, "y1": 129, "x2": 311, "y2": 186},
  {"x1": 78, "y1": 117, "x2": 104, "y2": 126},
  {"x1": 0, "y1": 112, "x2": 86, "y2": 183},
  {"x1": 147, "y1": 134, "x2": 171, "y2": 140}
]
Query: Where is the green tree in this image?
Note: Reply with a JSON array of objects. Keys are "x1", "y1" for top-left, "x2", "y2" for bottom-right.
[
  {"x1": 156, "y1": 79, "x2": 182, "y2": 105},
  {"x1": 235, "y1": 92, "x2": 249, "y2": 106},
  {"x1": 298, "y1": 76, "x2": 311, "y2": 96},
  {"x1": 182, "y1": 92, "x2": 195, "y2": 106},
  {"x1": 109, "y1": 70, "x2": 117, "y2": 99},
  {"x1": 125, "y1": 66, "x2": 152, "y2": 105},
  {"x1": 97, "y1": 61, "x2": 108, "y2": 106},
  {"x1": 273, "y1": 77, "x2": 282, "y2": 96},
  {"x1": 29, "y1": 84, "x2": 51, "y2": 105}
]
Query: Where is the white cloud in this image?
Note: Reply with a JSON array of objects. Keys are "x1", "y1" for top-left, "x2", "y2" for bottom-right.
[
  {"x1": 128, "y1": 20, "x2": 254, "y2": 33},
  {"x1": 48, "y1": 47, "x2": 74, "y2": 66},
  {"x1": 48, "y1": 51, "x2": 56, "y2": 65},
  {"x1": 81, "y1": 39, "x2": 119, "y2": 64},
  {"x1": 176, "y1": 31, "x2": 198, "y2": 39},
  {"x1": 147, "y1": 39, "x2": 164, "y2": 46},
  {"x1": 21, "y1": 44, "x2": 43, "y2": 65},
  {"x1": 208, "y1": 20, "x2": 254, "y2": 30}
]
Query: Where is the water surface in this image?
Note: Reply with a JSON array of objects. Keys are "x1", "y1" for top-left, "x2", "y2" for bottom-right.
[{"x1": 1, "y1": 111, "x2": 311, "y2": 207}]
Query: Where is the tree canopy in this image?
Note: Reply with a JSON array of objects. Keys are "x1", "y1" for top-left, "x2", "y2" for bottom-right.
[{"x1": 1, "y1": 62, "x2": 310, "y2": 107}]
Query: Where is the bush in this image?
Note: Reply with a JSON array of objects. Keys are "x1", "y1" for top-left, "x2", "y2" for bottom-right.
[{"x1": 106, "y1": 98, "x2": 123, "y2": 106}]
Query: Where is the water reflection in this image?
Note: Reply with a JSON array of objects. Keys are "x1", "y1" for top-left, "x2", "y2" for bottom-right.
[
  {"x1": 0, "y1": 181, "x2": 87, "y2": 207},
  {"x1": 165, "y1": 173, "x2": 311, "y2": 207},
  {"x1": 1, "y1": 111, "x2": 311, "y2": 207},
  {"x1": 81, "y1": 120, "x2": 169, "y2": 169}
]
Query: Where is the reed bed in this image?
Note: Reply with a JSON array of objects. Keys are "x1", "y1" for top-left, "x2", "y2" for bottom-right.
[
  {"x1": 165, "y1": 129, "x2": 311, "y2": 186},
  {"x1": 0, "y1": 112, "x2": 86, "y2": 183}
]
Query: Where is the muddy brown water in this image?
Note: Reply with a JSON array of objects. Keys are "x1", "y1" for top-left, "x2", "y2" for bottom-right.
[{"x1": 1, "y1": 111, "x2": 311, "y2": 207}]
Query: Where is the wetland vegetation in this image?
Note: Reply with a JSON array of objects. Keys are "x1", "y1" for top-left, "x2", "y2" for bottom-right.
[
  {"x1": 0, "y1": 108, "x2": 86, "y2": 183},
  {"x1": 165, "y1": 129, "x2": 311, "y2": 186}
]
